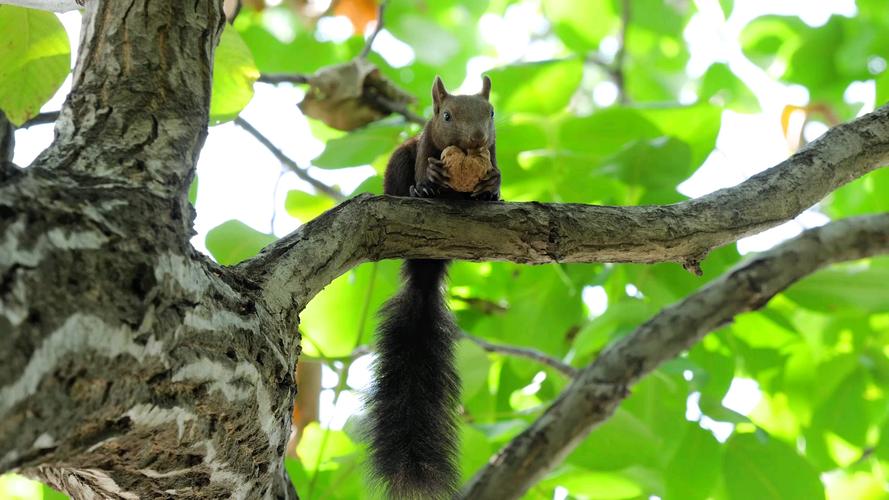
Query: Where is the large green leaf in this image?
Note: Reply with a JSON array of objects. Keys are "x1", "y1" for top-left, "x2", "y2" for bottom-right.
[
  {"x1": 234, "y1": 7, "x2": 360, "y2": 75},
  {"x1": 0, "y1": 6, "x2": 70, "y2": 125},
  {"x1": 486, "y1": 59, "x2": 584, "y2": 115},
  {"x1": 210, "y1": 27, "x2": 259, "y2": 125},
  {"x1": 284, "y1": 190, "x2": 335, "y2": 223},
  {"x1": 542, "y1": 0, "x2": 618, "y2": 52},
  {"x1": 312, "y1": 125, "x2": 404, "y2": 169},
  {"x1": 299, "y1": 261, "x2": 400, "y2": 358},
  {"x1": 566, "y1": 407, "x2": 660, "y2": 470},
  {"x1": 699, "y1": 63, "x2": 760, "y2": 113},
  {"x1": 665, "y1": 424, "x2": 721, "y2": 500},
  {"x1": 723, "y1": 432, "x2": 825, "y2": 500},
  {"x1": 783, "y1": 267, "x2": 889, "y2": 314},
  {"x1": 205, "y1": 220, "x2": 276, "y2": 265}
]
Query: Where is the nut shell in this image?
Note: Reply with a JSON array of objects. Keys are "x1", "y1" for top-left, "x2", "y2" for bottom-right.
[{"x1": 441, "y1": 146, "x2": 492, "y2": 192}]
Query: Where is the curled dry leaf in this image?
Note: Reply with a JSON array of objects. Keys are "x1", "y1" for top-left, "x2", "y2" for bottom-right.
[
  {"x1": 298, "y1": 58, "x2": 415, "y2": 131},
  {"x1": 441, "y1": 145, "x2": 492, "y2": 192}
]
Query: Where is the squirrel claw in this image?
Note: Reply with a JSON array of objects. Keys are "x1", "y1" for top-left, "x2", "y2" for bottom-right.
[
  {"x1": 471, "y1": 171, "x2": 501, "y2": 200},
  {"x1": 410, "y1": 183, "x2": 439, "y2": 198},
  {"x1": 471, "y1": 190, "x2": 500, "y2": 201}
]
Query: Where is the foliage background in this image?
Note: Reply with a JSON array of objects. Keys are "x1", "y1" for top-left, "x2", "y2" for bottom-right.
[{"x1": 2, "y1": 0, "x2": 889, "y2": 498}]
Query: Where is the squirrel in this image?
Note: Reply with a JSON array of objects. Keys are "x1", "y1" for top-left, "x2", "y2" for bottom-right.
[{"x1": 365, "y1": 75, "x2": 500, "y2": 499}]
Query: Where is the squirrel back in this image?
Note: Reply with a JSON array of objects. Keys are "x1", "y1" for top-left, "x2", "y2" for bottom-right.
[{"x1": 368, "y1": 76, "x2": 500, "y2": 499}]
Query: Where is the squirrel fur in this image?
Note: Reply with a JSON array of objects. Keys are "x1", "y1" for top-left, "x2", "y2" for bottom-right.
[{"x1": 366, "y1": 76, "x2": 500, "y2": 499}]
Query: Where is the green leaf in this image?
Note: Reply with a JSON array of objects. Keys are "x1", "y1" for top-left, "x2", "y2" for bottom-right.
[
  {"x1": 542, "y1": 0, "x2": 618, "y2": 52},
  {"x1": 284, "y1": 190, "x2": 335, "y2": 222},
  {"x1": 188, "y1": 175, "x2": 198, "y2": 206},
  {"x1": 699, "y1": 63, "x2": 760, "y2": 112},
  {"x1": 639, "y1": 104, "x2": 722, "y2": 169},
  {"x1": 783, "y1": 267, "x2": 889, "y2": 314},
  {"x1": 300, "y1": 261, "x2": 400, "y2": 358},
  {"x1": 312, "y1": 125, "x2": 403, "y2": 169},
  {"x1": 825, "y1": 168, "x2": 889, "y2": 218},
  {"x1": 665, "y1": 424, "x2": 722, "y2": 500},
  {"x1": 205, "y1": 220, "x2": 276, "y2": 265},
  {"x1": 602, "y1": 137, "x2": 692, "y2": 204},
  {"x1": 235, "y1": 8, "x2": 356, "y2": 75},
  {"x1": 296, "y1": 422, "x2": 357, "y2": 471},
  {"x1": 810, "y1": 368, "x2": 869, "y2": 448},
  {"x1": 0, "y1": 6, "x2": 70, "y2": 125},
  {"x1": 559, "y1": 108, "x2": 660, "y2": 160},
  {"x1": 567, "y1": 407, "x2": 660, "y2": 470},
  {"x1": 740, "y1": 16, "x2": 805, "y2": 72},
  {"x1": 210, "y1": 27, "x2": 259, "y2": 125},
  {"x1": 540, "y1": 466, "x2": 644, "y2": 498},
  {"x1": 723, "y1": 432, "x2": 825, "y2": 500},
  {"x1": 459, "y1": 424, "x2": 493, "y2": 483},
  {"x1": 456, "y1": 338, "x2": 491, "y2": 401},
  {"x1": 719, "y1": 0, "x2": 734, "y2": 18},
  {"x1": 877, "y1": 71, "x2": 889, "y2": 106},
  {"x1": 486, "y1": 59, "x2": 584, "y2": 115},
  {"x1": 349, "y1": 175, "x2": 383, "y2": 196}
]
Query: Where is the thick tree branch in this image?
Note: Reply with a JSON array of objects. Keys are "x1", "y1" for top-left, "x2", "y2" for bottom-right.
[
  {"x1": 460, "y1": 212, "x2": 889, "y2": 499},
  {"x1": 239, "y1": 103, "x2": 889, "y2": 315}
]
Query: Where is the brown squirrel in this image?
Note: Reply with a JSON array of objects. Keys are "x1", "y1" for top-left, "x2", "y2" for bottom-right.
[
  {"x1": 365, "y1": 76, "x2": 500, "y2": 499},
  {"x1": 383, "y1": 75, "x2": 501, "y2": 200}
]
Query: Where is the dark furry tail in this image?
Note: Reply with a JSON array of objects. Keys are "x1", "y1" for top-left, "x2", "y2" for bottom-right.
[{"x1": 366, "y1": 259, "x2": 460, "y2": 499}]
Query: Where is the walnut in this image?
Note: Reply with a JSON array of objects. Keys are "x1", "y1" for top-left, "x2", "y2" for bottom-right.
[{"x1": 440, "y1": 146, "x2": 492, "y2": 192}]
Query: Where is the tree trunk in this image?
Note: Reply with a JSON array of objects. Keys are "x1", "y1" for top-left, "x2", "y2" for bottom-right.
[{"x1": 1, "y1": 1, "x2": 298, "y2": 498}]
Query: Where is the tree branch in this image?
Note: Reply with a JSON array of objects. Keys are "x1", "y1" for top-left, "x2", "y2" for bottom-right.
[
  {"x1": 234, "y1": 117, "x2": 345, "y2": 202},
  {"x1": 460, "y1": 212, "x2": 889, "y2": 499},
  {"x1": 461, "y1": 332, "x2": 577, "y2": 378},
  {"x1": 358, "y1": 0, "x2": 387, "y2": 59},
  {"x1": 258, "y1": 74, "x2": 311, "y2": 85},
  {"x1": 614, "y1": 0, "x2": 630, "y2": 103},
  {"x1": 20, "y1": 111, "x2": 60, "y2": 129},
  {"x1": 238, "y1": 103, "x2": 889, "y2": 315}
]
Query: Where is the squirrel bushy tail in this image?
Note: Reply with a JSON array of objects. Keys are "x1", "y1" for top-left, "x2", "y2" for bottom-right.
[{"x1": 366, "y1": 258, "x2": 460, "y2": 499}]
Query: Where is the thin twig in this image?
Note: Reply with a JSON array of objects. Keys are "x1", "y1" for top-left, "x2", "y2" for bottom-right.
[
  {"x1": 359, "y1": 1, "x2": 388, "y2": 59},
  {"x1": 258, "y1": 73, "x2": 311, "y2": 85},
  {"x1": 269, "y1": 167, "x2": 287, "y2": 233},
  {"x1": 234, "y1": 117, "x2": 345, "y2": 202},
  {"x1": 364, "y1": 93, "x2": 425, "y2": 125},
  {"x1": 461, "y1": 332, "x2": 578, "y2": 379},
  {"x1": 614, "y1": 0, "x2": 631, "y2": 104},
  {"x1": 21, "y1": 111, "x2": 61, "y2": 129}
]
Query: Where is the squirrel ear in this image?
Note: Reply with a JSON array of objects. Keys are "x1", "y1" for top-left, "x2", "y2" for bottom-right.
[
  {"x1": 479, "y1": 75, "x2": 492, "y2": 100},
  {"x1": 432, "y1": 76, "x2": 449, "y2": 113}
]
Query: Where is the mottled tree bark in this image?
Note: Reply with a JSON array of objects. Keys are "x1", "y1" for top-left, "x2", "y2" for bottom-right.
[
  {"x1": 1, "y1": 0, "x2": 888, "y2": 499},
  {"x1": 1, "y1": 1, "x2": 297, "y2": 498}
]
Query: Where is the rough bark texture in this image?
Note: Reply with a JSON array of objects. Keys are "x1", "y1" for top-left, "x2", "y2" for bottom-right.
[
  {"x1": 1, "y1": 1, "x2": 297, "y2": 498},
  {"x1": 1, "y1": 0, "x2": 888, "y2": 498}
]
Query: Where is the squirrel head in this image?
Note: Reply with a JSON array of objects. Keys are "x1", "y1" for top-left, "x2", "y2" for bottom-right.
[{"x1": 428, "y1": 75, "x2": 495, "y2": 152}]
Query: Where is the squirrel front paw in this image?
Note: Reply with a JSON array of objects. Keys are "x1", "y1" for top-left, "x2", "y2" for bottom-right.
[
  {"x1": 410, "y1": 182, "x2": 440, "y2": 198},
  {"x1": 426, "y1": 157, "x2": 451, "y2": 186},
  {"x1": 471, "y1": 170, "x2": 501, "y2": 201}
]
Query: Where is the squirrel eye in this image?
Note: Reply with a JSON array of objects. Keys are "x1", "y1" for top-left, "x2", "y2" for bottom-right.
[
  {"x1": 490, "y1": 109, "x2": 495, "y2": 118},
  {"x1": 443, "y1": 111, "x2": 451, "y2": 121}
]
